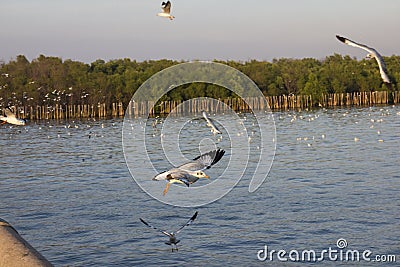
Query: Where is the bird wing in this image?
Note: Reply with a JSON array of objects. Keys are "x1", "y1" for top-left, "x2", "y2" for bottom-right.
[
  {"x1": 4, "y1": 107, "x2": 16, "y2": 118},
  {"x1": 375, "y1": 56, "x2": 391, "y2": 83},
  {"x1": 336, "y1": 35, "x2": 391, "y2": 83},
  {"x1": 161, "y1": 1, "x2": 171, "y2": 14},
  {"x1": 202, "y1": 111, "x2": 222, "y2": 134},
  {"x1": 178, "y1": 149, "x2": 225, "y2": 171},
  {"x1": 166, "y1": 172, "x2": 191, "y2": 186},
  {"x1": 140, "y1": 218, "x2": 171, "y2": 237},
  {"x1": 175, "y1": 211, "x2": 198, "y2": 234},
  {"x1": 336, "y1": 35, "x2": 377, "y2": 55}
]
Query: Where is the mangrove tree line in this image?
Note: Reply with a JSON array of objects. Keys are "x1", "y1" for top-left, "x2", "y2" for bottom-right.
[{"x1": 0, "y1": 54, "x2": 399, "y2": 109}]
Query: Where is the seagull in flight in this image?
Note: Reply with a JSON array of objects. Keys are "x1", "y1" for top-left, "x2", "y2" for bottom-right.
[
  {"x1": 157, "y1": 1, "x2": 175, "y2": 20},
  {"x1": 336, "y1": 35, "x2": 392, "y2": 87},
  {"x1": 0, "y1": 107, "x2": 26, "y2": 126},
  {"x1": 140, "y1": 211, "x2": 198, "y2": 252},
  {"x1": 153, "y1": 149, "x2": 225, "y2": 195},
  {"x1": 202, "y1": 111, "x2": 222, "y2": 135}
]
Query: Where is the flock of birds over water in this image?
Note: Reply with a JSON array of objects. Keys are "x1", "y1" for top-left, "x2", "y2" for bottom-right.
[{"x1": 0, "y1": 0, "x2": 396, "y2": 253}]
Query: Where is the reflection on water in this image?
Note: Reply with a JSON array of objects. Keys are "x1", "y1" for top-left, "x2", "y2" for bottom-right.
[{"x1": 0, "y1": 106, "x2": 399, "y2": 266}]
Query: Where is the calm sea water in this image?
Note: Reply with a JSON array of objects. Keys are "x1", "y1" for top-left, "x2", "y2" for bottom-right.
[{"x1": 0, "y1": 106, "x2": 399, "y2": 266}]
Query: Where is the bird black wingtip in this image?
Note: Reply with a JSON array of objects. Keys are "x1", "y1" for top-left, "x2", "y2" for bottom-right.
[
  {"x1": 162, "y1": 1, "x2": 170, "y2": 7},
  {"x1": 183, "y1": 179, "x2": 190, "y2": 187},
  {"x1": 213, "y1": 148, "x2": 225, "y2": 164},
  {"x1": 336, "y1": 35, "x2": 346, "y2": 43}
]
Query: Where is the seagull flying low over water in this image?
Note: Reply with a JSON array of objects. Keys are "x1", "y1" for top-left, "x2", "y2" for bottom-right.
[
  {"x1": 157, "y1": 1, "x2": 175, "y2": 20},
  {"x1": 202, "y1": 111, "x2": 222, "y2": 135},
  {"x1": 140, "y1": 211, "x2": 198, "y2": 252},
  {"x1": 153, "y1": 149, "x2": 225, "y2": 195},
  {"x1": 0, "y1": 107, "x2": 26, "y2": 126},
  {"x1": 336, "y1": 35, "x2": 392, "y2": 87}
]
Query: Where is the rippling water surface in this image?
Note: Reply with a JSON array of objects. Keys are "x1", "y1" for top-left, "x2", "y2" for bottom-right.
[{"x1": 0, "y1": 106, "x2": 399, "y2": 266}]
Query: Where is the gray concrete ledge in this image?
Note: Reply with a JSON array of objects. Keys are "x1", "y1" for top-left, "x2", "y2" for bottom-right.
[{"x1": 0, "y1": 218, "x2": 53, "y2": 267}]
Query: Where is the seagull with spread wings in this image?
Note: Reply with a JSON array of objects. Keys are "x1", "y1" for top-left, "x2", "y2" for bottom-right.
[
  {"x1": 336, "y1": 35, "x2": 392, "y2": 88},
  {"x1": 0, "y1": 107, "x2": 26, "y2": 126},
  {"x1": 157, "y1": 1, "x2": 175, "y2": 20},
  {"x1": 202, "y1": 111, "x2": 222, "y2": 135},
  {"x1": 140, "y1": 211, "x2": 198, "y2": 251},
  {"x1": 153, "y1": 149, "x2": 225, "y2": 195}
]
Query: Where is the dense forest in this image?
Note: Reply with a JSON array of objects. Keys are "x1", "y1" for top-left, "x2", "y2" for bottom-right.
[{"x1": 0, "y1": 54, "x2": 399, "y2": 109}]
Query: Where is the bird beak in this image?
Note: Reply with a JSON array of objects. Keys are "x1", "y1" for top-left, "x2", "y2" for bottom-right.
[{"x1": 204, "y1": 175, "x2": 210, "y2": 179}]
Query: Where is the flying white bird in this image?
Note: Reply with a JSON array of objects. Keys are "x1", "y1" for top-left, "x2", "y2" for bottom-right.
[
  {"x1": 157, "y1": 1, "x2": 175, "y2": 20},
  {"x1": 0, "y1": 107, "x2": 26, "y2": 126},
  {"x1": 202, "y1": 111, "x2": 222, "y2": 135},
  {"x1": 153, "y1": 149, "x2": 225, "y2": 195},
  {"x1": 140, "y1": 211, "x2": 198, "y2": 252},
  {"x1": 336, "y1": 35, "x2": 392, "y2": 86}
]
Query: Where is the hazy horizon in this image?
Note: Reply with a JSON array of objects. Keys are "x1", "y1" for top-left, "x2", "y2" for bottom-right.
[{"x1": 1, "y1": 0, "x2": 399, "y2": 63}]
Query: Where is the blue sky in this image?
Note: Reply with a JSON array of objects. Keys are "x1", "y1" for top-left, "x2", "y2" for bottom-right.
[{"x1": 1, "y1": 0, "x2": 399, "y2": 63}]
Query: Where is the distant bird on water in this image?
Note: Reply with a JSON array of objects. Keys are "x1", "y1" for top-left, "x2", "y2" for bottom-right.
[
  {"x1": 153, "y1": 149, "x2": 225, "y2": 195},
  {"x1": 202, "y1": 111, "x2": 222, "y2": 135},
  {"x1": 336, "y1": 35, "x2": 392, "y2": 89},
  {"x1": 0, "y1": 107, "x2": 26, "y2": 126},
  {"x1": 140, "y1": 211, "x2": 198, "y2": 252},
  {"x1": 157, "y1": 1, "x2": 175, "y2": 20}
]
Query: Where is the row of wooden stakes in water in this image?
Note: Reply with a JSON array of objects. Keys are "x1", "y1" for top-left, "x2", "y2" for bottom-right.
[
  {"x1": 16, "y1": 102, "x2": 124, "y2": 120},
  {"x1": 127, "y1": 91, "x2": 399, "y2": 116},
  {"x1": 13, "y1": 91, "x2": 400, "y2": 119}
]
